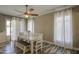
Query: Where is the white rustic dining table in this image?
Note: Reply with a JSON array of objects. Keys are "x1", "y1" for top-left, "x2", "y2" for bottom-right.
[{"x1": 19, "y1": 33, "x2": 41, "y2": 54}]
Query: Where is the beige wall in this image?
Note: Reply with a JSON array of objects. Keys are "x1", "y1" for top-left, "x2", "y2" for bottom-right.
[
  {"x1": 0, "y1": 15, "x2": 7, "y2": 43},
  {"x1": 0, "y1": 15, "x2": 6, "y2": 32},
  {"x1": 0, "y1": 32, "x2": 9, "y2": 43},
  {"x1": 35, "y1": 13, "x2": 54, "y2": 41},
  {"x1": 72, "y1": 8, "x2": 79, "y2": 48}
]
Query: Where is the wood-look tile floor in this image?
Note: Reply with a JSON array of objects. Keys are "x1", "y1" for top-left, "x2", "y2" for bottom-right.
[
  {"x1": 0, "y1": 41, "x2": 79, "y2": 54},
  {"x1": 0, "y1": 41, "x2": 23, "y2": 54},
  {"x1": 0, "y1": 42, "x2": 74, "y2": 54}
]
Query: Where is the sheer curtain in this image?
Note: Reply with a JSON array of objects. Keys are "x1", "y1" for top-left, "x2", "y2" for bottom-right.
[
  {"x1": 19, "y1": 19, "x2": 26, "y2": 32},
  {"x1": 64, "y1": 9, "x2": 73, "y2": 48},
  {"x1": 54, "y1": 9, "x2": 73, "y2": 48},
  {"x1": 11, "y1": 17, "x2": 18, "y2": 41},
  {"x1": 54, "y1": 11, "x2": 64, "y2": 47},
  {"x1": 11, "y1": 17, "x2": 26, "y2": 41},
  {"x1": 27, "y1": 16, "x2": 35, "y2": 33},
  {"x1": 6, "y1": 19, "x2": 10, "y2": 36}
]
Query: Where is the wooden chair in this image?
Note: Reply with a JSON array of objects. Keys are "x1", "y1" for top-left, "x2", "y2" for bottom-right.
[
  {"x1": 35, "y1": 40, "x2": 43, "y2": 53},
  {"x1": 34, "y1": 33, "x2": 43, "y2": 54}
]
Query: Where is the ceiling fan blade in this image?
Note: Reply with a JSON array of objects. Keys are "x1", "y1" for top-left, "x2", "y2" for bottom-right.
[
  {"x1": 31, "y1": 14, "x2": 39, "y2": 16},
  {"x1": 29, "y1": 8, "x2": 34, "y2": 12}
]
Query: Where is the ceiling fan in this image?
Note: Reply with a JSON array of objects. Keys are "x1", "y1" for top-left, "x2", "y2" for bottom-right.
[{"x1": 16, "y1": 5, "x2": 38, "y2": 18}]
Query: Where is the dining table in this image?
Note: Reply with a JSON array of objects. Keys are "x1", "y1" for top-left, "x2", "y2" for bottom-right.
[{"x1": 18, "y1": 33, "x2": 43, "y2": 54}]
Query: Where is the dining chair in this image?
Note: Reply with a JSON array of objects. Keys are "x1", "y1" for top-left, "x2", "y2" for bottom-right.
[{"x1": 34, "y1": 33, "x2": 43, "y2": 54}]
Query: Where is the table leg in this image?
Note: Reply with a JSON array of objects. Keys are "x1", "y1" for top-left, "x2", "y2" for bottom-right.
[
  {"x1": 31, "y1": 41, "x2": 34, "y2": 54},
  {"x1": 41, "y1": 42, "x2": 43, "y2": 53}
]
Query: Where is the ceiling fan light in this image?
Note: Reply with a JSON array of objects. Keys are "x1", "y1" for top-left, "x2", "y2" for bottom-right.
[{"x1": 25, "y1": 15, "x2": 29, "y2": 18}]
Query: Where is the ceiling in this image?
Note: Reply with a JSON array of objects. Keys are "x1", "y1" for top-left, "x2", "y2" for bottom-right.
[{"x1": 0, "y1": 5, "x2": 71, "y2": 18}]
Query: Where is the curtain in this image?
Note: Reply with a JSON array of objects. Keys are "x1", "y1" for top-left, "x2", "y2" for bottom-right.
[
  {"x1": 64, "y1": 9, "x2": 73, "y2": 48},
  {"x1": 27, "y1": 16, "x2": 35, "y2": 33},
  {"x1": 5, "y1": 16, "x2": 26, "y2": 41},
  {"x1": 5, "y1": 16, "x2": 12, "y2": 36},
  {"x1": 54, "y1": 9, "x2": 73, "y2": 48},
  {"x1": 19, "y1": 19, "x2": 26, "y2": 32},
  {"x1": 54, "y1": 11, "x2": 64, "y2": 47},
  {"x1": 11, "y1": 17, "x2": 17, "y2": 41},
  {"x1": 6, "y1": 19, "x2": 10, "y2": 36},
  {"x1": 11, "y1": 17, "x2": 26, "y2": 41}
]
